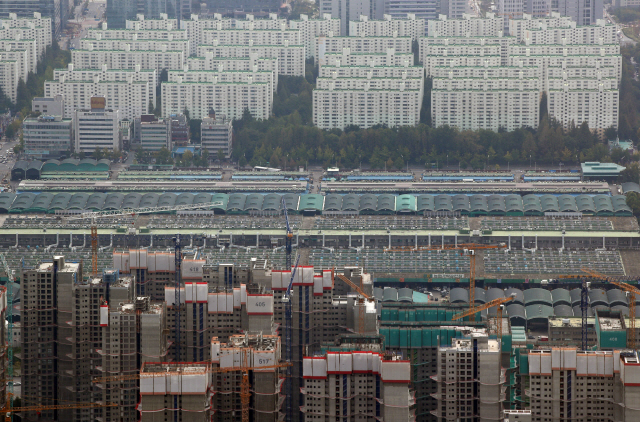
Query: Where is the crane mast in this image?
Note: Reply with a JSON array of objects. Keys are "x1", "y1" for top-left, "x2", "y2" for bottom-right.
[{"x1": 282, "y1": 254, "x2": 300, "y2": 422}]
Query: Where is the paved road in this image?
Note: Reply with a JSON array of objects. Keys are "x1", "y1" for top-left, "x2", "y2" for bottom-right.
[
  {"x1": 0, "y1": 139, "x2": 18, "y2": 184},
  {"x1": 63, "y1": 0, "x2": 105, "y2": 50}
]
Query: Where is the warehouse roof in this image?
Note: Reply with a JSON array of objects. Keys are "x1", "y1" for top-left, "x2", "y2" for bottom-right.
[
  {"x1": 524, "y1": 288, "x2": 552, "y2": 306},
  {"x1": 525, "y1": 304, "x2": 554, "y2": 322},
  {"x1": 450, "y1": 287, "x2": 469, "y2": 304},
  {"x1": 589, "y1": 288, "x2": 609, "y2": 307},
  {"x1": 396, "y1": 194, "x2": 416, "y2": 213},
  {"x1": 551, "y1": 288, "x2": 571, "y2": 306},
  {"x1": 553, "y1": 304, "x2": 574, "y2": 317},
  {"x1": 505, "y1": 288, "x2": 524, "y2": 305}
]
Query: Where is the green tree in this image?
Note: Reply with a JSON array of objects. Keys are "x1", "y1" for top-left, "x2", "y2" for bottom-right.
[
  {"x1": 155, "y1": 147, "x2": 173, "y2": 165},
  {"x1": 217, "y1": 148, "x2": 225, "y2": 163}
]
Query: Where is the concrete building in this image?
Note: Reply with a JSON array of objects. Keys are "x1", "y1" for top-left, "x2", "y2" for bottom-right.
[
  {"x1": 161, "y1": 77, "x2": 273, "y2": 121},
  {"x1": 527, "y1": 348, "x2": 640, "y2": 421},
  {"x1": 139, "y1": 362, "x2": 212, "y2": 422},
  {"x1": 45, "y1": 64, "x2": 156, "y2": 120},
  {"x1": 440, "y1": 0, "x2": 472, "y2": 18},
  {"x1": 71, "y1": 48, "x2": 186, "y2": 74},
  {"x1": 0, "y1": 7, "x2": 58, "y2": 38},
  {"x1": 22, "y1": 115, "x2": 73, "y2": 159},
  {"x1": 433, "y1": 336, "x2": 503, "y2": 422},
  {"x1": 547, "y1": 71, "x2": 618, "y2": 135},
  {"x1": 498, "y1": 0, "x2": 524, "y2": 31},
  {"x1": 427, "y1": 13, "x2": 504, "y2": 36},
  {"x1": 431, "y1": 70, "x2": 541, "y2": 131},
  {"x1": 422, "y1": 46, "x2": 502, "y2": 76},
  {"x1": 553, "y1": 0, "x2": 603, "y2": 26},
  {"x1": 522, "y1": 20, "x2": 618, "y2": 45},
  {"x1": 140, "y1": 117, "x2": 171, "y2": 151},
  {"x1": 509, "y1": 12, "x2": 574, "y2": 41},
  {"x1": 168, "y1": 67, "x2": 275, "y2": 94},
  {"x1": 0, "y1": 47, "x2": 28, "y2": 92},
  {"x1": 88, "y1": 25, "x2": 188, "y2": 43},
  {"x1": 0, "y1": 57, "x2": 18, "y2": 104},
  {"x1": 302, "y1": 351, "x2": 413, "y2": 421},
  {"x1": 99, "y1": 297, "x2": 168, "y2": 422},
  {"x1": 79, "y1": 37, "x2": 190, "y2": 54},
  {"x1": 211, "y1": 334, "x2": 283, "y2": 421},
  {"x1": 290, "y1": 13, "x2": 342, "y2": 60},
  {"x1": 202, "y1": 27, "x2": 301, "y2": 47},
  {"x1": 74, "y1": 98, "x2": 121, "y2": 154},
  {"x1": 201, "y1": 112, "x2": 233, "y2": 159},
  {"x1": 186, "y1": 52, "x2": 279, "y2": 90},
  {"x1": 349, "y1": 14, "x2": 426, "y2": 40},
  {"x1": 313, "y1": 74, "x2": 424, "y2": 129},
  {"x1": 315, "y1": 33, "x2": 412, "y2": 65},
  {"x1": 169, "y1": 113, "x2": 189, "y2": 146},
  {"x1": 32, "y1": 95, "x2": 63, "y2": 116},
  {"x1": 125, "y1": 13, "x2": 178, "y2": 30},
  {"x1": 322, "y1": 48, "x2": 415, "y2": 66},
  {"x1": 196, "y1": 43, "x2": 305, "y2": 77},
  {"x1": 525, "y1": 0, "x2": 552, "y2": 17},
  {"x1": 0, "y1": 22, "x2": 50, "y2": 57},
  {"x1": 320, "y1": 0, "x2": 386, "y2": 35},
  {"x1": 384, "y1": 0, "x2": 439, "y2": 22},
  {"x1": 0, "y1": 37, "x2": 37, "y2": 74},
  {"x1": 419, "y1": 34, "x2": 515, "y2": 65}
]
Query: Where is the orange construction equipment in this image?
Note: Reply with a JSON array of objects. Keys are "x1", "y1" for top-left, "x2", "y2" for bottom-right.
[
  {"x1": 385, "y1": 243, "x2": 507, "y2": 313},
  {"x1": 0, "y1": 398, "x2": 116, "y2": 420},
  {"x1": 452, "y1": 295, "x2": 515, "y2": 341},
  {"x1": 211, "y1": 351, "x2": 291, "y2": 422},
  {"x1": 335, "y1": 273, "x2": 375, "y2": 334}
]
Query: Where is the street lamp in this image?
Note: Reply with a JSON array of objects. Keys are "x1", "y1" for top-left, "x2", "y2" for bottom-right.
[{"x1": 529, "y1": 154, "x2": 532, "y2": 169}]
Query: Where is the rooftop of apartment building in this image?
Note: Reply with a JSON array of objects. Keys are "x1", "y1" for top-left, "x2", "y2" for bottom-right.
[{"x1": 142, "y1": 362, "x2": 210, "y2": 375}]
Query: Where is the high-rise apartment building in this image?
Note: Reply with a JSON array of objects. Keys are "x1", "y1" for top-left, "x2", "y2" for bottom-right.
[
  {"x1": 71, "y1": 47, "x2": 186, "y2": 74},
  {"x1": 427, "y1": 13, "x2": 504, "y2": 36},
  {"x1": 315, "y1": 33, "x2": 412, "y2": 65},
  {"x1": 186, "y1": 52, "x2": 279, "y2": 90},
  {"x1": 0, "y1": 4, "x2": 60, "y2": 37},
  {"x1": 320, "y1": 0, "x2": 386, "y2": 35},
  {"x1": 290, "y1": 13, "x2": 342, "y2": 59},
  {"x1": 196, "y1": 43, "x2": 305, "y2": 77},
  {"x1": 552, "y1": 0, "x2": 603, "y2": 25}
]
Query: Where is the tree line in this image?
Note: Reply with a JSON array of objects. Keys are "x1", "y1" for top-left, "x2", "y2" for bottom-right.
[{"x1": 230, "y1": 61, "x2": 633, "y2": 171}]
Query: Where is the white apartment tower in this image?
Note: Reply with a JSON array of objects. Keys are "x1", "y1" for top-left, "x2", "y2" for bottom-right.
[
  {"x1": 427, "y1": 13, "x2": 505, "y2": 36},
  {"x1": 290, "y1": 14, "x2": 342, "y2": 60},
  {"x1": 349, "y1": 14, "x2": 426, "y2": 40},
  {"x1": 320, "y1": 0, "x2": 386, "y2": 35}
]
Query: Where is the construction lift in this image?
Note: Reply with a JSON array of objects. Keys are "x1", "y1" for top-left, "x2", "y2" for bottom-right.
[
  {"x1": 282, "y1": 254, "x2": 300, "y2": 422},
  {"x1": 335, "y1": 273, "x2": 375, "y2": 334},
  {"x1": 0, "y1": 254, "x2": 13, "y2": 422},
  {"x1": 385, "y1": 243, "x2": 507, "y2": 313},
  {"x1": 452, "y1": 295, "x2": 516, "y2": 342},
  {"x1": 173, "y1": 234, "x2": 182, "y2": 362},
  {"x1": 282, "y1": 197, "x2": 293, "y2": 269}
]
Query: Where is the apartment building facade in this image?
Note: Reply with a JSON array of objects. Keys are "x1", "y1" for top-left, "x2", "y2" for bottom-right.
[
  {"x1": 290, "y1": 13, "x2": 342, "y2": 59},
  {"x1": 71, "y1": 48, "x2": 186, "y2": 73},
  {"x1": 196, "y1": 43, "x2": 304, "y2": 77},
  {"x1": 348, "y1": 14, "x2": 426, "y2": 40}
]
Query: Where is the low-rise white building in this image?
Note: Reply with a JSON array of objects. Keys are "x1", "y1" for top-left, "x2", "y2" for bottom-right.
[
  {"x1": 126, "y1": 13, "x2": 177, "y2": 30},
  {"x1": 74, "y1": 98, "x2": 121, "y2": 154},
  {"x1": 201, "y1": 112, "x2": 232, "y2": 158},
  {"x1": 186, "y1": 53, "x2": 279, "y2": 90},
  {"x1": 322, "y1": 48, "x2": 414, "y2": 66},
  {"x1": 161, "y1": 78, "x2": 272, "y2": 121},
  {"x1": 168, "y1": 67, "x2": 275, "y2": 93},
  {"x1": 32, "y1": 95, "x2": 64, "y2": 116},
  {"x1": 71, "y1": 48, "x2": 186, "y2": 74},
  {"x1": 349, "y1": 14, "x2": 425, "y2": 40},
  {"x1": 290, "y1": 14, "x2": 342, "y2": 59},
  {"x1": 202, "y1": 28, "x2": 301, "y2": 47},
  {"x1": 523, "y1": 21, "x2": 618, "y2": 45},
  {"x1": 419, "y1": 35, "x2": 514, "y2": 64},
  {"x1": 88, "y1": 23, "x2": 189, "y2": 41},
  {"x1": 316, "y1": 33, "x2": 412, "y2": 64},
  {"x1": 196, "y1": 43, "x2": 304, "y2": 76},
  {"x1": 427, "y1": 13, "x2": 504, "y2": 37}
]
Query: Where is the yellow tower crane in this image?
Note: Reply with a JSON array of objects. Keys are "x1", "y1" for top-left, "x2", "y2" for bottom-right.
[{"x1": 452, "y1": 295, "x2": 516, "y2": 341}]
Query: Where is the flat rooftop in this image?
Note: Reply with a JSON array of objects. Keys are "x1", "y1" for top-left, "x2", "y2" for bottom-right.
[{"x1": 599, "y1": 317, "x2": 622, "y2": 330}]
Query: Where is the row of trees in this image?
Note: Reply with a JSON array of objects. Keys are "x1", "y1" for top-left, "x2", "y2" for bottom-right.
[{"x1": 231, "y1": 65, "x2": 622, "y2": 170}]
